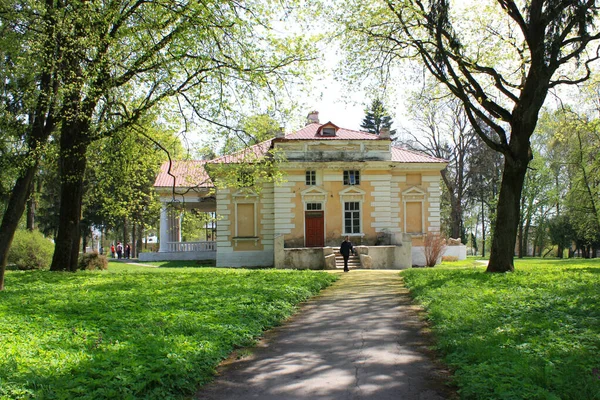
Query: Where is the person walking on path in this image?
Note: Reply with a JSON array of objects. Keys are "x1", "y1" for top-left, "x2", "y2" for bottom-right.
[
  {"x1": 116, "y1": 242, "x2": 123, "y2": 259},
  {"x1": 340, "y1": 235, "x2": 354, "y2": 272},
  {"x1": 110, "y1": 244, "x2": 115, "y2": 258},
  {"x1": 195, "y1": 270, "x2": 452, "y2": 400}
]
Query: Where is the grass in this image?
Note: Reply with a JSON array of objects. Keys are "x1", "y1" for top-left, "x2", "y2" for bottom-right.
[
  {"x1": 401, "y1": 258, "x2": 600, "y2": 400},
  {"x1": 0, "y1": 264, "x2": 338, "y2": 399}
]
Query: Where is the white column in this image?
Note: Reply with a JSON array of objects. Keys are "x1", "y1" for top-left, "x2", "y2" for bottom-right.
[{"x1": 159, "y1": 202, "x2": 169, "y2": 252}]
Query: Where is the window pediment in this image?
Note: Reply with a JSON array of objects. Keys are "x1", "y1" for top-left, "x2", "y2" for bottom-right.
[
  {"x1": 232, "y1": 189, "x2": 258, "y2": 199},
  {"x1": 301, "y1": 186, "x2": 328, "y2": 203},
  {"x1": 402, "y1": 186, "x2": 425, "y2": 201}
]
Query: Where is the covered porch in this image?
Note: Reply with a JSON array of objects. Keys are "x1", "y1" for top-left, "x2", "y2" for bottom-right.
[{"x1": 141, "y1": 160, "x2": 218, "y2": 262}]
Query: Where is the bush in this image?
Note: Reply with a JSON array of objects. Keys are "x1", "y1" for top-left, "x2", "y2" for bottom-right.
[
  {"x1": 78, "y1": 251, "x2": 108, "y2": 270},
  {"x1": 7, "y1": 230, "x2": 54, "y2": 270},
  {"x1": 423, "y1": 233, "x2": 447, "y2": 267}
]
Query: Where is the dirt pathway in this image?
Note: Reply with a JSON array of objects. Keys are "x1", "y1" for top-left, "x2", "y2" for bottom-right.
[{"x1": 195, "y1": 270, "x2": 454, "y2": 400}]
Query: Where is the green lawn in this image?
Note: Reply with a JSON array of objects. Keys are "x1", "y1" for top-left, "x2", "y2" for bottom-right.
[
  {"x1": 0, "y1": 264, "x2": 337, "y2": 399},
  {"x1": 402, "y1": 258, "x2": 600, "y2": 400}
]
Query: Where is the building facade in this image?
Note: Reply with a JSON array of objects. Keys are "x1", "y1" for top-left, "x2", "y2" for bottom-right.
[{"x1": 145, "y1": 113, "x2": 455, "y2": 268}]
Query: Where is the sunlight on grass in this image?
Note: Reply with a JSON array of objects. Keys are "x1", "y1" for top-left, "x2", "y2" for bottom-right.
[
  {"x1": 0, "y1": 267, "x2": 337, "y2": 399},
  {"x1": 402, "y1": 258, "x2": 600, "y2": 399}
]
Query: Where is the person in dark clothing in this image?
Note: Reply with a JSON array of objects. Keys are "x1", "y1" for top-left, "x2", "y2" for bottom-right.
[{"x1": 340, "y1": 236, "x2": 354, "y2": 272}]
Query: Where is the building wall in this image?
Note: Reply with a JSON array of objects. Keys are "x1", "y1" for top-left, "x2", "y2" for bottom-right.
[{"x1": 216, "y1": 183, "x2": 276, "y2": 267}]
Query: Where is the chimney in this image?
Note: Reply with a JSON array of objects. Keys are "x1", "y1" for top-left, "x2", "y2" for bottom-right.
[
  {"x1": 275, "y1": 126, "x2": 285, "y2": 139},
  {"x1": 306, "y1": 111, "x2": 319, "y2": 125},
  {"x1": 379, "y1": 126, "x2": 390, "y2": 139}
]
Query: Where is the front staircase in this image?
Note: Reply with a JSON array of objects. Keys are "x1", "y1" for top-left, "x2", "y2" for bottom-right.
[{"x1": 335, "y1": 252, "x2": 361, "y2": 270}]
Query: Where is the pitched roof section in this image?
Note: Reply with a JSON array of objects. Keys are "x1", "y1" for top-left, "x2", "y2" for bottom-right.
[
  {"x1": 154, "y1": 124, "x2": 446, "y2": 189},
  {"x1": 286, "y1": 123, "x2": 380, "y2": 140},
  {"x1": 209, "y1": 140, "x2": 273, "y2": 164},
  {"x1": 390, "y1": 146, "x2": 447, "y2": 163},
  {"x1": 154, "y1": 160, "x2": 213, "y2": 188}
]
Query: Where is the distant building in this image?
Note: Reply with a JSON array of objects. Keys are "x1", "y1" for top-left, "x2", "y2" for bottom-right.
[{"x1": 142, "y1": 112, "x2": 459, "y2": 267}]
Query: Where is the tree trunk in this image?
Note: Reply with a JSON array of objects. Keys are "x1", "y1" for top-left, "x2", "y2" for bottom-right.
[
  {"x1": 26, "y1": 177, "x2": 36, "y2": 231},
  {"x1": 0, "y1": 167, "x2": 39, "y2": 290},
  {"x1": 523, "y1": 218, "x2": 532, "y2": 258},
  {"x1": 81, "y1": 227, "x2": 88, "y2": 254},
  {"x1": 50, "y1": 121, "x2": 89, "y2": 272},
  {"x1": 136, "y1": 225, "x2": 143, "y2": 259},
  {"x1": 517, "y1": 217, "x2": 524, "y2": 258},
  {"x1": 123, "y1": 217, "x2": 129, "y2": 250},
  {"x1": 487, "y1": 156, "x2": 529, "y2": 272},
  {"x1": 132, "y1": 222, "x2": 137, "y2": 259},
  {"x1": 480, "y1": 195, "x2": 486, "y2": 258}
]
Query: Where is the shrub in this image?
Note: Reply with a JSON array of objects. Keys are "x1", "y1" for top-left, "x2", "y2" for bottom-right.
[
  {"x1": 423, "y1": 233, "x2": 447, "y2": 267},
  {"x1": 7, "y1": 230, "x2": 54, "y2": 270},
  {"x1": 78, "y1": 251, "x2": 108, "y2": 270}
]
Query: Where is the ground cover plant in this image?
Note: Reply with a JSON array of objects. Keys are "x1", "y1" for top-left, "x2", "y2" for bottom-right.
[
  {"x1": 0, "y1": 265, "x2": 337, "y2": 399},
  {"x1": 402, "y1": 258, "x2": 600, "y2": 399}
]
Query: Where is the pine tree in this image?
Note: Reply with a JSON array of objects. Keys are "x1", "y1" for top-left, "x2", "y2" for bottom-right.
[{"x1": 360, "y1": 99, "x2": 397, "y2": 139}]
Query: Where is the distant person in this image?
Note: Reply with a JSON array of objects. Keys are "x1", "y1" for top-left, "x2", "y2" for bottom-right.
[
  {"x1": 110, "y1": 244, "x2": 115, "y2": 258},
  {"x1": 116, "y1": 242, "x2": 123, "y2": 259},
  {"x1": 125, "y1": 243, "x2": 131, "y2": 259},
  {"x1": 340, "y1": 236, "x2": 354, "y2": 272}
]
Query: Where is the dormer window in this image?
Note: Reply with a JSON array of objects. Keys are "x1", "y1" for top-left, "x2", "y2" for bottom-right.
[
  {"x1": 322, "y1": 127, "x2": 336, "y2": 136},
  {"x1": 317, "y1": 122, "x2": 339, "y2": 137}
]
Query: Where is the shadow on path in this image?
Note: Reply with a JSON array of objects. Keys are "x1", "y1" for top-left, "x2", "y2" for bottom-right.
[{"x1": 195, "y1": 270, "x2": 454, "y2": 400}]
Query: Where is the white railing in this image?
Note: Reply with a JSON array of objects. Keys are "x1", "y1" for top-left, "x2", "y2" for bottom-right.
[{"x1": 166, "y1": 241, "x2": 216, "y2": 252}]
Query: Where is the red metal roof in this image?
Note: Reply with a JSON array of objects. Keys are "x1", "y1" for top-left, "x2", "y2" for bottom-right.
[
  {"x1": 154, "y1": 123, "x2": 446, "y2": 188},
  {"x1": 209, "y1": 140, "x2": 273, "y2": 164},
  {"x1": 390, "y1": 146, "x2": 447, "y2": 163},
  {"x1": 154, "y1": 160, "x2": 213, "y2": 188},
  {"x1": 286, "y1": 123, "x2": 381, "y2": 140}
]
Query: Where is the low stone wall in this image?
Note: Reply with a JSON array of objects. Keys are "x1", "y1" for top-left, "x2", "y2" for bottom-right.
[
  {"x1": 412, "y1": 244, "x2": 467, "y2": 267},
  {"x1": 282, "y1": 247, "x2": 325, "y2": 269}
]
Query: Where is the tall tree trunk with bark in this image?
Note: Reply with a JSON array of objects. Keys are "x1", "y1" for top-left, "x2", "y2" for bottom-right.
[
  {"x1": 0, "y1": 168, "x2": 38, "y2": 289},
  {"x1": 50, "y1": 118, "x2": 89, "y2": 272},
  {"x1": 487, "y1": 149, "x2": 530, "y2": 272}
]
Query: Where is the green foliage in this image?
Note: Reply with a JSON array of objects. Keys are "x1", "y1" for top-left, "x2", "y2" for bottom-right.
[
  {"x1": 0, "y1": 267, "x2": 337, "y2": 399},
  {"x1": 7, "y1": 230, "x2": 54, "y2": 270},
  {"x1": 401, "y1": 259, "x2": 600, "y2": 399},
  {"x1": 360, "y1": 98, "x2": 396, "y2": 139},
  {"x1": 78, "y1": 252, "x2": 108, "y2": 271}
]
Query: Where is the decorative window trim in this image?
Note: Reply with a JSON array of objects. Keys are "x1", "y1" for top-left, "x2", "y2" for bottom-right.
[
  {"x1": 232, "y1": 190, "x2": 259, "y2": 240},
  {"x1": 343, "y1": 201, "x2": 361, "y2": 234},
  {"x1": 339, "y1": 187, "x2": 365, "y2": 236},
  {"x1": 402, "y1": 186, "x2": 426, "y2": 235}
]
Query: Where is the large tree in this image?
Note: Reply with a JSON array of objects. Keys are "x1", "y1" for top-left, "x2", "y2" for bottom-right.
[
  {"x1": 0, "y1": 0, "x2": 312, "y2": 280},
  {"x1": 339, "y1": 0, "x2": 600, "y2": 272},
  {"x1": 0, "y1": 0, "x2": 59, "y2": 289}
]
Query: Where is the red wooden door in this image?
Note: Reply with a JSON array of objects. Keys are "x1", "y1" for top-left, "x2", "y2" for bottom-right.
[{"x1": 305, "y1": 211, "x2": 324, "y2": 247}]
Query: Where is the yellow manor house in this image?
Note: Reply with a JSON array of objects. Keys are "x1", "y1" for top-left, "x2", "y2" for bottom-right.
[{"x1": 142, "y1": 112, "x2": 466, "y2": 268}]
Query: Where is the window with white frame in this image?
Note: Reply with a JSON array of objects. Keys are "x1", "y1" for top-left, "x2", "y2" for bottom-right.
[
  {"x1": 305, "y1": 170, "x2": 316, "y2": 186},
  {"x1": 344, "y1": 202, "x2": 360, "y2": 233},
  {"x1": 306, "y1": 202, "x2": 322, "y2": 211},
  {"x1": 343, "y1": 170, "x2": 360, "y2": 185}
]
